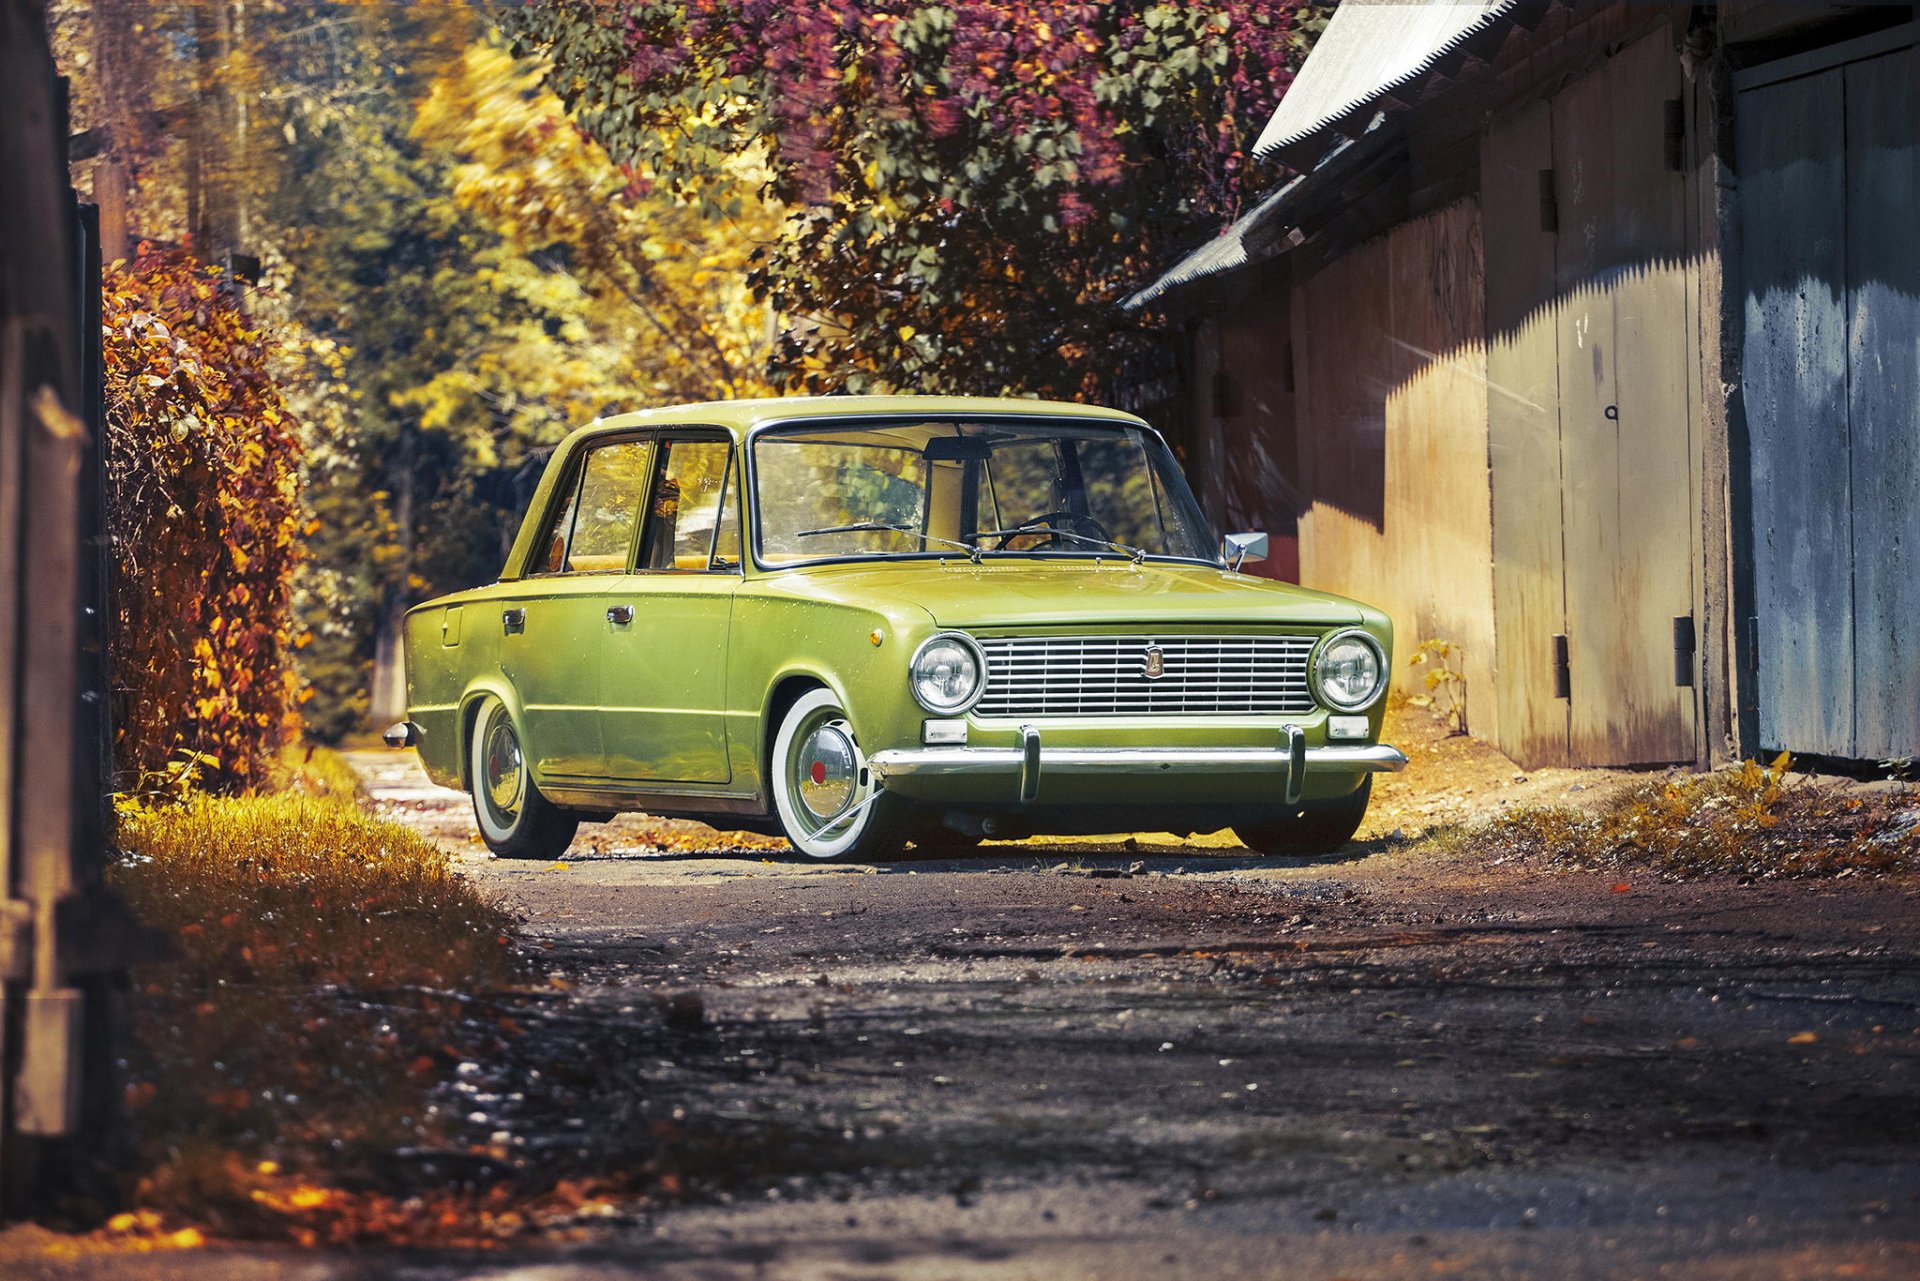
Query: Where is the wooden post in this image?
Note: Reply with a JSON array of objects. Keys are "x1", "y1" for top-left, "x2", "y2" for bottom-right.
[{"x1": 0, "y1": 0, "x2": 116, "y2": 1212}]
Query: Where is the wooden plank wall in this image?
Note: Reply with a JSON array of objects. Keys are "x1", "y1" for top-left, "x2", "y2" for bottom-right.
[
  {"x1": 1737, "y1": 69, "x2": 1852, "y2": 755},
  {"x1": 1477, "y1": 29, "x2": 1702, "y2": 769},
  {"x1": 1549, "y1": 31, "x2": 1699, "y2": 766},
  {"x1": 1483, "y1": 99, "x2": 1572, "y2": 767},
  {"x1": 1842, "y1": 44, "x2": 1919, "y2": 761},
  {"x1": 1, "y1": 0, "x2": 111, "y2": 1203},
  {"x1": 1218, "y1": 297, "x2": 1301, "y2": 582},
  {"x1": 1738, "y1": 34, "x2": 1920, "y2": 760},
  {"x1": 1185, "y1": 298, "x2": 1302, "y2": 583},
  {"x1": 1294, "y1": 200, "x2": 1498, "y2": 741}
]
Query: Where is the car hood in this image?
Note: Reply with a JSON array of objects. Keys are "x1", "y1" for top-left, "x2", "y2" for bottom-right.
[{"x1": 764, "y1": 559, "x2": 1369, "y2": 629}]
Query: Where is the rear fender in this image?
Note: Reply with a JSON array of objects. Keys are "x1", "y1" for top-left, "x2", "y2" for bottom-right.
[{"x1": 456, "y1": 677, "x2": 528, "y2": 794}]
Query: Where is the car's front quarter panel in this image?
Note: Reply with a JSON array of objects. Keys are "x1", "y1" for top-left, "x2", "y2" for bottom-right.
[{"x1": 725, "y1": 572, "x2": 944, "y2": 797}]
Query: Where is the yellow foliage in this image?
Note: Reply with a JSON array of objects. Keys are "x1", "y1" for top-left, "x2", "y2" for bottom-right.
[{"x1": 406, "y1": 39, "x2": 782, "y2": 419}]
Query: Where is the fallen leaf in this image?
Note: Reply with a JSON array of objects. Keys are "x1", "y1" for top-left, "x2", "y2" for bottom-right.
[
  {"x1": 1610, "y1": 883, "x2": 1631, "y2": 893},
  {"x1": 1788, "y1": 1031, "x2": 1818, "y2": 1045}
]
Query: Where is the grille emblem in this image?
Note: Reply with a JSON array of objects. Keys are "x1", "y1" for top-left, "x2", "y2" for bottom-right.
[{"x1": 1142, "y1": 645, "x2": 1165, "y2": 680}]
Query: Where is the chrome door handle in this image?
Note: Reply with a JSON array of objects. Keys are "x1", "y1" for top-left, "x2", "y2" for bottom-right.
[
  {"x1": 606, "y1": 604, "x2": 634, "y2": 625},
  {"x1": 502, "y1": 607, "x2": 526, "y2": 635}
]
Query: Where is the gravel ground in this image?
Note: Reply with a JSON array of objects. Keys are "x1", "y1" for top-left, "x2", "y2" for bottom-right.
[{"x1": 12, "y1": 720, "x2": 1918, "y2": 1280}]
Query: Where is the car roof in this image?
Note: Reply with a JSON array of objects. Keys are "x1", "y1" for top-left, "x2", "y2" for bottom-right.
[{"x1": 557, "y1": 394, "x2": 1148, "y2": 449}]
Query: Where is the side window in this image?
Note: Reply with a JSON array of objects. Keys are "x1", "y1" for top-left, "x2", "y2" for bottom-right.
[
  {"x1": 639, "y1": 438, "x2": 732, "y2": 571},
  {"x1": 534, "y1": 468, "x2": 583, "y2": 575},
  {"x1": 564, "y1": 440, "x2": 654, "y2": 573}
]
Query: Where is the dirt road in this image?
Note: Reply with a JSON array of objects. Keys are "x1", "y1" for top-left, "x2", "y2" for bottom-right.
[
  {"x1": 17, "y1": 740, "x2": 1916, "y2": 1281},
  {"x1": 322, "y1": 746, "x2": 1920, "y2": 1281}
]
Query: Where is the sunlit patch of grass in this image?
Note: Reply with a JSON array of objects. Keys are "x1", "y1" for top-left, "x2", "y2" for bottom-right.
[
  {"x1": 1465, "y1": 756, "x2": 1920, "y2": 879},
  {"x1": 263, "y1": 743, "x2": 364, "y2": 803},
  {"x1": 109, "y1": 789, "x2": 522, "y2": 1240}
]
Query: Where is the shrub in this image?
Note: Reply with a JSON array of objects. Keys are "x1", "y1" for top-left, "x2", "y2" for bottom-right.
[
  {"x1": 1475, "y1": 755, "x2": 1920, "y2": 879},
  {"x1": 103, "y1": 247, "x2": 308, "y2": 794}
]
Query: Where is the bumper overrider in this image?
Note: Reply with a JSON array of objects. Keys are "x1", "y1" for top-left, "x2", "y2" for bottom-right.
[{"x1": 868, "y1": 724, "x2": 1407, "y2": 808}]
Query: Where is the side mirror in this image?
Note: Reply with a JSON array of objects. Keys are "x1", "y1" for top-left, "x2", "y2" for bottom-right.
[{"x1": 1222, "y1": 531, "x2": 1269, "y2": 570}]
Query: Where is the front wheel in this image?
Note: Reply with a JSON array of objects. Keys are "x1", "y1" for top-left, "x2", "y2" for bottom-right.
[
  {"x1": 469, "y1": 696, "x2": 578, "y2": 860},
  {"x1": 769, "y1": 688, "x2": 906, "y2": 861},
  {"x1": 1233, "y1": 775, "x2": 1372, "y2": 856}
]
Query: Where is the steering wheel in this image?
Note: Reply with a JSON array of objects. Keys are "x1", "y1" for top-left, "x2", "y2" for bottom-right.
[{"x1": 995, "y1": 509, "x2": 1113, "y2": 551}]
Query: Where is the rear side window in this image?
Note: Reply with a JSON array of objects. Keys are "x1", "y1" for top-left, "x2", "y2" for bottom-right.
[{"x1": 537, "y1": 440, "x2": 654, "y2": 574}]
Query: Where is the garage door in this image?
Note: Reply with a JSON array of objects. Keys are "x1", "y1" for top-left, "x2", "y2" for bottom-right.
[{"x1": 1738, "y1": 28, "x2": 1920, "y2": 761}]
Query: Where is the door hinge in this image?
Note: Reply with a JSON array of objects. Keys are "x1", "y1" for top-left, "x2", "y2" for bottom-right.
[
  {"x1": 1673, "y1": 615, "x2": 1697, "y2": 687},
  {"x1": 1552, "y1": 633, "x2": 1571, "y2": 700}
]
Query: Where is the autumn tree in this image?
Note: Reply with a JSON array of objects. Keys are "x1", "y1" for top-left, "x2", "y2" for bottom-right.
[{"x1": 505, "y1": 0, "x2": 1325, "y2": 399}]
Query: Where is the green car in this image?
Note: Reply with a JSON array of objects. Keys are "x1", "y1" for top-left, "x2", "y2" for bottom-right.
[{"x1": 393, "y1": 396, "x2": 1405, "y2": 861}]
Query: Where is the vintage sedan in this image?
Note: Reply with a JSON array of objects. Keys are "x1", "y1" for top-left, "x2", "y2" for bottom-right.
[{"x1": 392, "y1": 396, "x2": 1406, "y2": 861}]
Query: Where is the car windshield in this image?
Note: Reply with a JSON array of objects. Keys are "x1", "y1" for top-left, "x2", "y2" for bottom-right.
[{"x1": 752, "y1": 417, "x2": 1216, "y2": 566}]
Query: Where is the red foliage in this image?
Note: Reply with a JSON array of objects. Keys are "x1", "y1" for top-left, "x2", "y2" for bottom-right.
[{"x1": 512, "y1": 1, "x2": 1320, "y2": 397}]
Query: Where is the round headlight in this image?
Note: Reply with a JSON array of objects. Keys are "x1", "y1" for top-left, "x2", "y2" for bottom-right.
[
  {"x1": 909, "y1": 632, "x2": 984, "y2": 714},
  {"x1": 1313, "y1": 630, "x2": 1385, "y2": 711}
]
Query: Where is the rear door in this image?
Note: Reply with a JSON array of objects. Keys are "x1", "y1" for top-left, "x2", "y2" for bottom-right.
[
  {"x1": 599, "y1": 434, "x2": 740, "y2": 784},
  {"x1": 506, "y1": 437, "x2": 653, "y2": 781}
]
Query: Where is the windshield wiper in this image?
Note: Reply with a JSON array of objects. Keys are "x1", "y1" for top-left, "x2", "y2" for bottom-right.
[
  {"x1": 973, "y1": 526, "x2": 1148, "y2": 564},
  {"x1": 795, "y1": 521, "x2": 984, "y2": 563}
]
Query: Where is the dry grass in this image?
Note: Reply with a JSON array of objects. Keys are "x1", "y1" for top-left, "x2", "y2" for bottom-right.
[
  {"x1": 263, "y1": 742, "x2": 365, "y2": 803},
  {"x1": 107, "y1": 758, "x2": 523, "y2": 1240},
  {"x1": 1463, "y1": 756, "x2": 1920, "y2": 879}
]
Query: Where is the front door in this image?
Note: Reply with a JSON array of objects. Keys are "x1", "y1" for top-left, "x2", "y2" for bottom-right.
[{"x1": 600, "y1": 435, "x2": 739, "y2": 784}]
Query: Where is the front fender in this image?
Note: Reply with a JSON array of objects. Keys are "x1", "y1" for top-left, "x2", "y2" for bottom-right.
[{"x1": 727, "y1": 590, "x2": 939, "y2": 797}]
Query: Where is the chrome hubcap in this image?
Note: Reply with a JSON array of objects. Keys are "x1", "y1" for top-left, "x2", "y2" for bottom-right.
[
  {"x1": 795, "y1": 721, "x2": 857, "y2": 822},
  {"x1": 484, "y1": 719, "x2": 523, "y2": 819}
]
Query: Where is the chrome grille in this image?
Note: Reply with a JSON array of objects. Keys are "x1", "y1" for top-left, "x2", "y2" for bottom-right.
[{"x1": 974, "y1": 634, "x2": 1318, "y2": 718}]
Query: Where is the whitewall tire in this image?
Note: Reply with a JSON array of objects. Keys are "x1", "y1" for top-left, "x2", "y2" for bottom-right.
[
  {"x1": 770, "y1": 688, "x2": 904, "y2": 861},
  {"x1": 468, "y1": 696, "x2": 578, "y2": 860}
]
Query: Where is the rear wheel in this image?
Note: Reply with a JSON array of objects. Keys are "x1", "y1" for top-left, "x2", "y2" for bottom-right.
[
  {"x1": 1233, "y1": 775, "x2": 1372, "y2": 856},
  {"x1": 469, "y1": 696, "x2": 578, "y2": 860},
  {"x1": 770, "y1": 688, "x2": 906, "y2": 861}
]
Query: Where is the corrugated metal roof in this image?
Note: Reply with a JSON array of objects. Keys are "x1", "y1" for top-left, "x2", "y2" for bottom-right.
[
  {"x1": 1123, "y1": 172, "x2": 1309, "y2": 310},
  {"x1": 1252, "y1": 0, "x2": 1519, "y2": 158},
  {"x1": 1124, "y1": 130, "x2": 1382, "y2": 310}
]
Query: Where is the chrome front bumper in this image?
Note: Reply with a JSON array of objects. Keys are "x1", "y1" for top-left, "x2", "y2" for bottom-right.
[{"x1": 867, "y1": 724, "x2": 1407, "y2": 807}]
